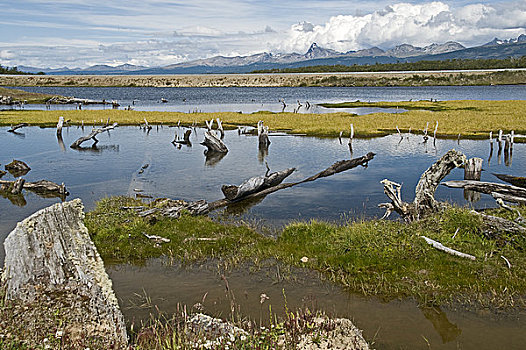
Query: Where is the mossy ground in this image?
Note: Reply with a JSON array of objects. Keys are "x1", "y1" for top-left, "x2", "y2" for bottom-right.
[
  {"x1": 0, "y1": 87, "x2": 54, "y2": 104},
  {"x1": 1, "y1": 99, "x2": 526, "y2": 140},
  {"x1": 86, "y1": 197, "x2": 526, "y2": 310}
]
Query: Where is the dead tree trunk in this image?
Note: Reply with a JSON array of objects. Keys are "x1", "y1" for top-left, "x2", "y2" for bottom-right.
[
  {"x1": 379, "y1": 149, "x2": 466, "y2": 221},
  {"x1": 221, "y1": 167, "x2": 295, "y2": 201},
  {"x1": 201, "y1": 130, "x2": 228, "y2": 153},
  {"x1": 57, "y1": 116, "x2": 64, "y2": 136},
  {"x1": 464, "y1": 157, "x2": 482, "y2": 202},
  {"x1": 1, "y1": 199, "x2": 127, "y2": 347},
  {"x1": 442, "y1": 180, "x2": 526, "y2": 198},
  {"x1": 0, "y1": 179, "x2": 69, "y2": 196},
  {"x1": 70, "y1": 123, "x2": 118, "y2": 148},
  {"x1": 257, "y1": 120, "x2": 270, "y2": 147},
  {"x1": 7, "y1": 123, "x2": 28, "y2": 133}
]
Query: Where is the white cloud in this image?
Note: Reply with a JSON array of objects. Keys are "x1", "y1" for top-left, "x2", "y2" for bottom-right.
[{"x1": 273, "y1": 1, "x2": 526, "y2": 53}]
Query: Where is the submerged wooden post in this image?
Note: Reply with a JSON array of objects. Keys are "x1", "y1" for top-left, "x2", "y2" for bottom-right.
[
  {"x1": 258, "y1": 120, "x2": 271, "y2": 148},
  {"x1": 464, "y1": 157, "x2": 483, "y2": 202}
]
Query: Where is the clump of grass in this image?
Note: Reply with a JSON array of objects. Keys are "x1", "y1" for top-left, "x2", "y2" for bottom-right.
[
  {"x1": 2, "y1": 99, "x2": 525, "y2": 139},
  {"x1": 87, "y1": 197, "x2": 526, "y2": 309},
  {"x1": 0, "y1": 87, "x2": 54, "y2": 104}
]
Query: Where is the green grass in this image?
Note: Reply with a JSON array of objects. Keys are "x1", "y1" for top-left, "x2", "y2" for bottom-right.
[
  {"x1": 86, "y1": 197, "x2": 526, "y2": 310},
  {"x1": 1, "y1": 99, "x2": 526, "y2": 139},
  {"x1": 0, "y1": 87, "x2": 54, "y2": 103}
]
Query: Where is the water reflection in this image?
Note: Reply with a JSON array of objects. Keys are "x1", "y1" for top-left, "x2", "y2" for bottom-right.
[
  {"x1": 57, "y1": 134, "x2": 66, "y2": 152},
  {"x1": 71, "y1": 144, "x2": 120, "y2": 153},
  {"x1": 420, "y1": 306, "x2": 462, "y2": 343},
  {"x1": 204, "y1": 151, "x2": 227, "y2": 167}
]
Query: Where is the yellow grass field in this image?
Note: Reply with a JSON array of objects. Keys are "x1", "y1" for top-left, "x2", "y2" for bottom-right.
[{"x1": 1, "y1": 99, "x2": 525, "y2": 140}]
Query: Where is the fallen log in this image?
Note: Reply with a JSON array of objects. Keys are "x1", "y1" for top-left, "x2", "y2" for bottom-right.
[
  {"x1": 493, "y1": 173, "x2": 526, "y2": 189},
  {"x1": 421, "y1": 235, "x2": 476, "y2": 260},
  {"x1": 1, "y1": 200, "x2": 127, "y2": 347},
  {"x1": 491, "y1": 192, "x2": 526, "y2": 205},
  {"x1": 70, "y1": 123, "x2": 118, "y2": 148},
  {"x1": 5, "y1": 159, "x2": 31, "y2": 177},
  {"x1": 442, "y1": 180, "x2": 526, "y2": 198},
  {"x1": 221, "y1": 167, "x2": 295, "y2": 201},
  {"x1": 201, "y1": 130, "x2": 228, "y2": 154},
  {"x1": 7, "y1": 123, "x2": 28, "y2": 133},
  {"x1": 471, "y1": 210, "x2": 526, "y2": 240},
  {"x1": 0, "y1": 179, "x2": 69, "y2": 196},
  {"x1": 379, "y1": 149, "x2": 466, "y2": 221}
]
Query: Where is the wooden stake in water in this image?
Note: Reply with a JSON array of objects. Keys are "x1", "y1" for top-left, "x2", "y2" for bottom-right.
[{"x1": 56, "y1": 116, "x2": 64, "y2": 136}]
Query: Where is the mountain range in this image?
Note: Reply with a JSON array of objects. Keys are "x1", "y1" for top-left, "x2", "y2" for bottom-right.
[{"x1": 19, "y1": 35, "x2": 526, "y2": 75}]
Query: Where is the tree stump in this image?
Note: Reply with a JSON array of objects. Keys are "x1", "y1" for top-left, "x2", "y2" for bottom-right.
[{"x1": 1, "y1": 199, "x2": 127, "y2": 347}]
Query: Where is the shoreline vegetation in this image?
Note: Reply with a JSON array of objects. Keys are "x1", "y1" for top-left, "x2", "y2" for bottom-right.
[
  {"x1": 1, "y1": 99, "x2": 525, "y2": 141},
  {"x1": 0, "y1": 70, "x2": 525, "y2": 88}
]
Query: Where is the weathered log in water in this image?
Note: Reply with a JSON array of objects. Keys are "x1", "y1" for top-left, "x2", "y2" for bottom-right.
[
  {"x1": 1, "y1": 199, "x2": 127, "y2": 347},
  {"x1": 491, "y1": 192, "x2": 526, "y2": 205},
  {"x1": 221, "y1": 167, "x2": 296, "y2": 201},
  {"x1": 379, "y1": 149, "x2": 466, "y2": 221},
  {"x1": 70, "y1": 122, "x2": 118, "y2": 148},
  {"x1": 5, "y1": 159, "x2": 31, "y2": 177},
  {"x1": 201, "y1": 130, "x2": 228, "y2": 153},
  {"x1": 0, "y1": 179, "x2": 69, "y2": 196},
  {"x1": 442, "y1": 180, "x2": 526, "y2": 198},
  {"x1": 138, "y1": 152, "x2": 376, "y2": 218},
  {"x1": 257, "y1": 120, "x2": 271, "y2": 147},
  {"x1": 493, "y1": 173, "x2": 526, "y2": 189},
  {"x1": 7, "y1": 123, "x2": 28, "y2": 133}
]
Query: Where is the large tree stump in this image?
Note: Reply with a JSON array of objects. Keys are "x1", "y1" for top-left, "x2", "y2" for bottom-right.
[
  {"x1": 201, "y1": 130, "x2": 228, "y2": 153},
  {"x1": 1, "y1": 199, "x2": 127, "y2": 347},
  {"x1": 380, "y1": 149, "x2": 466, "y2": 221}
]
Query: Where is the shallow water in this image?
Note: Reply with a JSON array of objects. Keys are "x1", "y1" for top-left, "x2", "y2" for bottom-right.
[
  {"x1": 0, "y1": 126, "x2": 524, "y2": 348},
  {"x1": 5, "y1": 85, "x2": 526, "y2": 114}
]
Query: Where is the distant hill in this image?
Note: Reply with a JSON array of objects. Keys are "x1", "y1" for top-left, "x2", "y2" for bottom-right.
[{"x1": 23, "y1": 35, "x2": 526, "y2": 75}]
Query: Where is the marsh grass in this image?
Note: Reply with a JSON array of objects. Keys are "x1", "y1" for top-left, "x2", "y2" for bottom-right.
[
  {"x1": 0, "y1": 87, "x2": 53, "y2": 104},
  {"x1": 87, "y1": 197, "x2": 526, "y2": 310},
  {"x1": 1, "y1": 99, "x2": 525, "y2": 139}
]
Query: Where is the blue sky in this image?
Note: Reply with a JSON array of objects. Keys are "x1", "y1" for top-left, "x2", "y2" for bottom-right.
[{"x1": 1, "y1": 0, "x2": 525, "y2": 68}]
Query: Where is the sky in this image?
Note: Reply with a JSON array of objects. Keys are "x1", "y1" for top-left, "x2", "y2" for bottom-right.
[{"x1": 1, "y1": 0, "x2": 526, "y2": 69}]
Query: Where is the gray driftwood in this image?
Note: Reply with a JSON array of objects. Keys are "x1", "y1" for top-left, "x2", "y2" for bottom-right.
[
  {"x1": 442, "y1": 180, "x2": 526, "y2": 198},
  {"x1": 1, "y1": 199, "x2": 127, "y2": 346},
  {"x1": 379, "y1": 149, "x2": 466, "y2": 221},
  {"x1": 5, "y1": 159, "x2": 31, "y2": 177},
  {"x1": 70, "y1": 122, "x2": 118, "y2": 148},
  {"x1": 491, "y1": 192, "x2": 526, "y2": 205},
  {"x1": 0, "y1": 179, "x2": 69, "y2": 196},
  {"x1": 421, "y1": 236, "x2": 476, "y2": 260},
  {"x1": 493, "y1": 173, "x2": 526, "y2": 188},
  {"x1": 471, "y1": 210, "x2": 526, "y2": 240},
  {"x1": 173, "y1": 129, "x2": 192, "y2": 145},
  {"x1": 222, "y1": 167, "x2": 295, "y2": 201},
  {"x1": 7, "y1": 123, "x2": 28, "y2": 133},
  {"x1": 201, "y1": 130, "x2": 228, "y2": 153},
  {"x1": 257, "y1": 120, "x2": 271, "y2": 147}
]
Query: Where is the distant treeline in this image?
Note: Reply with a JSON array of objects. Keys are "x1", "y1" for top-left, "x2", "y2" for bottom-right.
[
  {"x1": 251, "y1": 56, "x2": 526, "y2": 73},
  {"x1": 0, "y1": 65, "x2": 44, "y2": 75}
]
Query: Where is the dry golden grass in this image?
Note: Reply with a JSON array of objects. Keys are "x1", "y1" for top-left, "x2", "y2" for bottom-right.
[{"x1": 1, "y1": 99, "x2": 525, "y2": 139}]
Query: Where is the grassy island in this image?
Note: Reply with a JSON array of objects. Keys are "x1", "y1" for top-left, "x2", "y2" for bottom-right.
[{"x1": 1, "y1": 99, "x2": 525, "y2": 140}]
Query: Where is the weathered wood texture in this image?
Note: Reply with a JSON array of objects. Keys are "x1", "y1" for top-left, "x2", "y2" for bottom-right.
[
  {"x1": 442, "y1": 180, "x2": 526, "y2": 198},
  {"x1": 5, "y1": 159, "x2": 31, "y2": 177},
  {"x1": 201, "y1": 130, "x2": 228, "y2": 153},
  {"x1": 464, "y1": 157, "x2": 482, "y2": 180},
  {"x1": 1, "y1": 199, "x2": 127, "y2": 346},
  {"x1": 70, "y1": 123, "x2": 118, "y2": 148},
  {"x1": 421, "y1": 235, "x2": 476, "y2": 260},
  {"x1": 257, "y1": 120, "x2": 271, "y2": 147},
  {"x1": 0, "y1": 179, "x2": 69, "y2": 196},
  {"x1": 380, "y1": 149, "x2": 466, "y2": 221},
  {"x1": 221, "y1": 168, "x2": 295, "y2": 201},
  {"x1": 471, "y1": 210, "x2": 526, "y2": 240}
]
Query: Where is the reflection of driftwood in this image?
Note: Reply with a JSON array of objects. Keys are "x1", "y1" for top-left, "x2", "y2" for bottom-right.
[
  {"x1": 201, "y1": 131, "x2": 228, "y2": 153},
  {"x1": 493, "y1": 174, "x2": 526, "y2": 188},
  {"x1": 74, "y1": 144, "x2": 120, "y2": 153},
  {"x1": 421, "y1": 235, "x2": 476, "y2": 260},
  {"x1": 8, "y1": 123, "x2": 28, "y2": 133},
  {"x1": 4, "y1": 178, "x2": 26, "y2": 195},
  {"x1": 0, "y1": 190, "x2": 27, "y2": 206},
  {"x1": 442, "y1": 180, "x2": 526, "y2": 198},
  {"x1": 173, "y1": 129, "x2": 192, "y2": 146},
  {"x1": 420, "y1": 307, "x2": 461, "y2": 343},
  {"x1": 5, "y1": 160, "x2": 31, "y2": 177},
  {"x1": 70, "y1": 123, "x2": 118, "y2": 148},
  {"x1": 222, "y1": 168, "x2": 295, "y2": 201},
  {"x1": 205, "y1": 151, "x2": 227, "y2": 167},
  {"x1": 379, "y1": 150, "x2": 466, "y2": 221},
  {"x1": 0, "y1": 179, "x2": 69, "y2": 196}
]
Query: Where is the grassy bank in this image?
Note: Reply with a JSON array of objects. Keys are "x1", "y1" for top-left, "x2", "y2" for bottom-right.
[
  {"x1": 86, "y1": 197, "x2": 526, "y2": 309},
  {"x1": 1, "y1": 99, "x2": 526, "y2": 139},
  {"x1": 0, "y1": 87, "x2": 54, "y2": 104}
]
